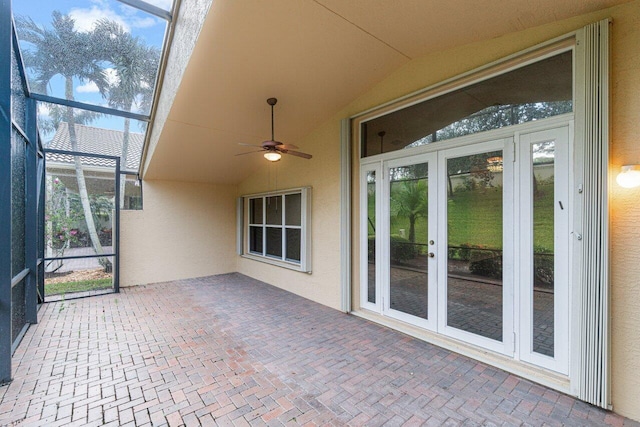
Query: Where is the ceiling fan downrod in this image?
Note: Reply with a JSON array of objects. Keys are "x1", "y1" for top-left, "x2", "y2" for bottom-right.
[{"x1": 267, "y1": 97, "x2": 277, "y2": 142}]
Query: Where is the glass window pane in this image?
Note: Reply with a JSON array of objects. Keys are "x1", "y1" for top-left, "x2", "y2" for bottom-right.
[
  {"x1": 266, "y1": 196, "x2": 282, "y2": 225},
  {"x1": 286, "y1": 229, "x2": 301, "y2": 262},
  {"x1": 367, "y1": 171, "x2": 376, "y2": 304},
  {"x1": 15, "y1": 1, "x2": 166, "y2": 116},
  {"x1": 447, "y1": 150, "x2": 503, "y2": 341},
  {"x1": 250, "y1": 198, "x2": 263, "y2": 224},
  {"x1": 285, "y1": 193, "x2": 301, "y2": 226},
  {"x1": 249, "y1": 227, "x2": 263, "y2": 254},
  {"x1": 361, "y1": 52, "x2": 572, "y2": 157},
  {"x1": 389, "y1": 163, "x2": 429, "y2": 319},
  {"x1": 266, "y1": 227, "x2": 282, "y2": 258},
  {"x1": 142, "y1": 0, "x2": 174, "y2": 11},
  {"x1": 122, "y1": 174, "x2": 142, "y2": 210},
  {"x1": 532, "y1": 141, "x2": 555, "y2": 357},
  {"x1": 38, "y1": 101, "x2": 146, "y2": 173}
]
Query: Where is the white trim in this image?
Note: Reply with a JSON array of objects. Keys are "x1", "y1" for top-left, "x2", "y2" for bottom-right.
[
  {"x1": 241, "y1": 187, "x2": 312, "y2": 273},
  {"x1": 359, "y1": 114, "x2": 574, "y2": 167},
  {"x1": 350, "y1": 35, "x2": 576, "y2": 121},
  {"x1": 436, "y1": 138, "x2": 514, "y2": 356},
  {"x1": 359, "y1": 164, "x2": 380, "y2": 312},
  {"x1": 340, "y1": 118, "x2": 351, "y2": 313},
  {"x1": 518, "y1": 126, "x2": 571, "y2": 375},
  {"x1": 382, "y1": 153, "x2": 437, "y2": 331}
]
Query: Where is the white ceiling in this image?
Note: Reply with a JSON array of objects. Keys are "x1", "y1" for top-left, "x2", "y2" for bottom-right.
[{"x1": 144, "y1": 0, "x2": 631, "y2": 184}]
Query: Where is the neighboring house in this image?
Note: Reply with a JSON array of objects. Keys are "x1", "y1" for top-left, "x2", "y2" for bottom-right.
[{"x1": 46, "y1": 122, "x2": 143, "y2": 210}]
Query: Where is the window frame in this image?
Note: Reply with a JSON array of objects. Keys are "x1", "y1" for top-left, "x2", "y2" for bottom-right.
[{"x1": 241, "y1": 187, "x2": 312, "y2": 273}]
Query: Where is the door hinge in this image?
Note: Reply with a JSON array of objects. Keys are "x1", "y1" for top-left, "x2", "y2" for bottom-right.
[
  {"x1": 512, "y1": 332, "x2": 517, "y2": 353},
  {"x1": 512, "y1": 141, "x2": 516, "y2": 162}
]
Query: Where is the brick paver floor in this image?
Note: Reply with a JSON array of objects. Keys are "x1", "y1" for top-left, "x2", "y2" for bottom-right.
[{"x1": 1, "y1": 273, "x2": 638, "y2": 426}]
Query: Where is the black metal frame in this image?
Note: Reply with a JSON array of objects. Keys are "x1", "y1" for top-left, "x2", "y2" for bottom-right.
[
  {"x1": 1, "y1": 0, "x2": 42, "y2": 384},
  {"x1": 1, "y1": 0, "x2": 178, "y2": 384},
  {"x1": 43, "y1": 149, "x2": 121, "y2": 296},
  {"x1": 0, "y1": 0, "x2": 12, "y2": 385}
]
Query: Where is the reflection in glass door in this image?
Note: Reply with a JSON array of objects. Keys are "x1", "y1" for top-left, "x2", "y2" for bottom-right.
[
  {"x1": 519, "y1": 127, "x2": 569, "y2": 374},
  {"x1": 384, "y1": 155, "x2": 436, "y2": 328},
  {"x1": 445, "y1": 149, "x2": 504, "y2": 341},
  {"x1": 360, "y1": 128, "x2": 570, "y2": 366}
]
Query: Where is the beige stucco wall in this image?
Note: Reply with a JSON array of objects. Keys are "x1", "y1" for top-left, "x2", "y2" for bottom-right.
[
  {"x1": 120, "y1": 180, "x2": 237, "y2": 286},
  {"x1": 236, "y1": 131, "x2": 343, "y2": 310},
  {"x1": 235, "y1": 0, "x2": 640, "y2": 420}
]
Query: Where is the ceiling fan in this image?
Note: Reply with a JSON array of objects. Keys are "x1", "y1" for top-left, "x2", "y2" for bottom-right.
[{"x1": 236, "y1": 98, "x2": 312, "y2": 161}]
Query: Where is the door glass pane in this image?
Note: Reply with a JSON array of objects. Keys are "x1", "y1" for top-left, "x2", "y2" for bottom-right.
[
  {"x1": 366, "y1": 171, "x2": 376, "y2": 303},
  {"x1": 266, "y1": 227, "x2": 282, "y2": 258},
  {"x1": 285, "y1": 193, "x2": 301, "y2": 225},
  {"x1": 447, "y1": 150, "x2": 503, "y2": 341},
  {"x1": 250, "y1": 198, "x2": 263, "y2": 224},
  {"x1": 532, "y1": 141, "x2": 555, "y2": 356},
  {"x1": 266, "y1": 196, "x2": 282, "y2": 225},
  {"x1": 389, "y1": 163, "x2": 429, "y2": 319},
  {"x1": 249, "y1": 226, "x2": 263, "y2": 254}
]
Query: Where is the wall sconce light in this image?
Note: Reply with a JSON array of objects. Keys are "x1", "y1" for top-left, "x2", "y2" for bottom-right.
[
  {"x1": 616, "y1": 165, "x2": 640, "y2": 188},
  {"x1": 264, "y1": 151, "x2": 281, "y2": 162}
]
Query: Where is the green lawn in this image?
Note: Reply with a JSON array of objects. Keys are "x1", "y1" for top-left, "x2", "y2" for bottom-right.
[
  {"x1": 45, "y1": 278, "x2": 112, "y2": 296},
  {"x1": 370, "y1": 183, "x2": 555, "y2": 250}
]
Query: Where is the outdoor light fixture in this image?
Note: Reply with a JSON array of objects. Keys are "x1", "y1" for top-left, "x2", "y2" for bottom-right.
[
  {"x1": 264, "y1": 151, "x2": 281, "y2": 162},
  {"x1": 616, "y1": 165, "x2": 640, "y2": 188}
]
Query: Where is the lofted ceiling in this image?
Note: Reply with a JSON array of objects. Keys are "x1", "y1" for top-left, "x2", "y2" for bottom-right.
[{"x1": 143, "y1": 0, "x2": 632, "y2": 184}]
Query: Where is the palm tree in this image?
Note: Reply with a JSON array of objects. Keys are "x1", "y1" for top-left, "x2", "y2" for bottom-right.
[
  {"x1": 390, "y1": 179, "x2": 428, "y2": 243},
  {"x1": 17, "y1": 12, "x2": 110, "y2": 266},
  {"x1": 93, "y1": 20, "x2": 160, "y2": 208}
]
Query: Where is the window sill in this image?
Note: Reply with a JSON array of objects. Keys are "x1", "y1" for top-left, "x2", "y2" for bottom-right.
[{"x1": 241, "y1": 253, "x2": 311, "y2": 274}]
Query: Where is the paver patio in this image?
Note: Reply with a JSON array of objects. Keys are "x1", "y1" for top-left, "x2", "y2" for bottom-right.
[{"x1": 0, "y1": 273, "x2": 637, "y2": 426}]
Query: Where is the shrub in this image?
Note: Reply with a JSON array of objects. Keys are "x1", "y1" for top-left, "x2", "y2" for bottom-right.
[
  {"x1": 390, "y1": 235, "x2": 418, "y2": 263},
  {"x1": 533, "y1": 245, "x2": 554, "y2": 288},
  {"x1": 469, "y1": 249, "x2": 502, "y2": 279},
  {"x1": 367, "y1": 235, "x2": 419, "y2": 263}
]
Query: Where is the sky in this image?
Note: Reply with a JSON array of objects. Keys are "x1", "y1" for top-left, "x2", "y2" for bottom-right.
[{"x1": 13, "y1": 0, "x2": 173, "y2": 142}]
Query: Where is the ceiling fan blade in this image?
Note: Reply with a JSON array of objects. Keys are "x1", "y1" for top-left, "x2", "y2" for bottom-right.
[
  {"x1": 282, "y1": 149, "x2": 312, "y2": 159},
  {"x1": 237, "y1": 143, "x2": 263, "y2": 148},
  {"x1": 277, "y1": 143, "x2": 299, "y2": 150},
  {"x1": 235, "y1": 150, "x2": 264, "y2": 156}
]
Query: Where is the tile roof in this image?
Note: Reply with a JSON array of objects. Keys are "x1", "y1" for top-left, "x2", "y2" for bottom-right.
[{"x1": 46, "y1": 122, "x2": 144, "y2": 171}]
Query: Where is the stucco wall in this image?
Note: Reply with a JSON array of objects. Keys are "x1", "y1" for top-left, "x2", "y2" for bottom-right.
[
  {"x1": 236, "y1": 130, "x2": 342, "y2": 310},
  {"x1": 236, "y1": 0, "x2": 640, "y2": 420},
  {"x1": 120, "y1": 180, "x2": 237, "y2": 286}
]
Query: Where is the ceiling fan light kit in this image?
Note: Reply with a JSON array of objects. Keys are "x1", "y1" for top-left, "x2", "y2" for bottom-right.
[
  {"x1": 236, "y1": 98, "x2": 313, "y2": 161},
  {"x1": 264, "y1": 151, "x2": 282, "y2": 162}
]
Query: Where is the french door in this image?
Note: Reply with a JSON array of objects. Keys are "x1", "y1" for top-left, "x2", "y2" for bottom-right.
[{"x1": 361, "y1": 124, "x2": 570, "y2": 374}]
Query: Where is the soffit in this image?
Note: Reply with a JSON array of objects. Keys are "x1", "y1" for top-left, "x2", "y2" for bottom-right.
[{"x1": 144, "y1": 0, "x2": 632, "y2": 183}]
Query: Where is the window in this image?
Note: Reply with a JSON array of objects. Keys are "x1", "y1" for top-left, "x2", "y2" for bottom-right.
[
  {"x1": 242, "y1": 187, "x2": 311, "y2": 272},
  {"x1": 361, "y1": 51, "x2": 573, "y2": 157}
]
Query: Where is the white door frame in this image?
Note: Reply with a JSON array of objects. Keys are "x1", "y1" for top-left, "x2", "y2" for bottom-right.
[
  {"x1": 436, "y1": 138, "x2": 515, "y2": 356},
  {"x1": 358, "y1": 118, "x2": 574, "y2": 370},
  {"x1": 382, "y1": 153, "x2": 438, "y2": 331},
  {"x1": 517, "y1": 126, "x2": 570, "y2": 375}
]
